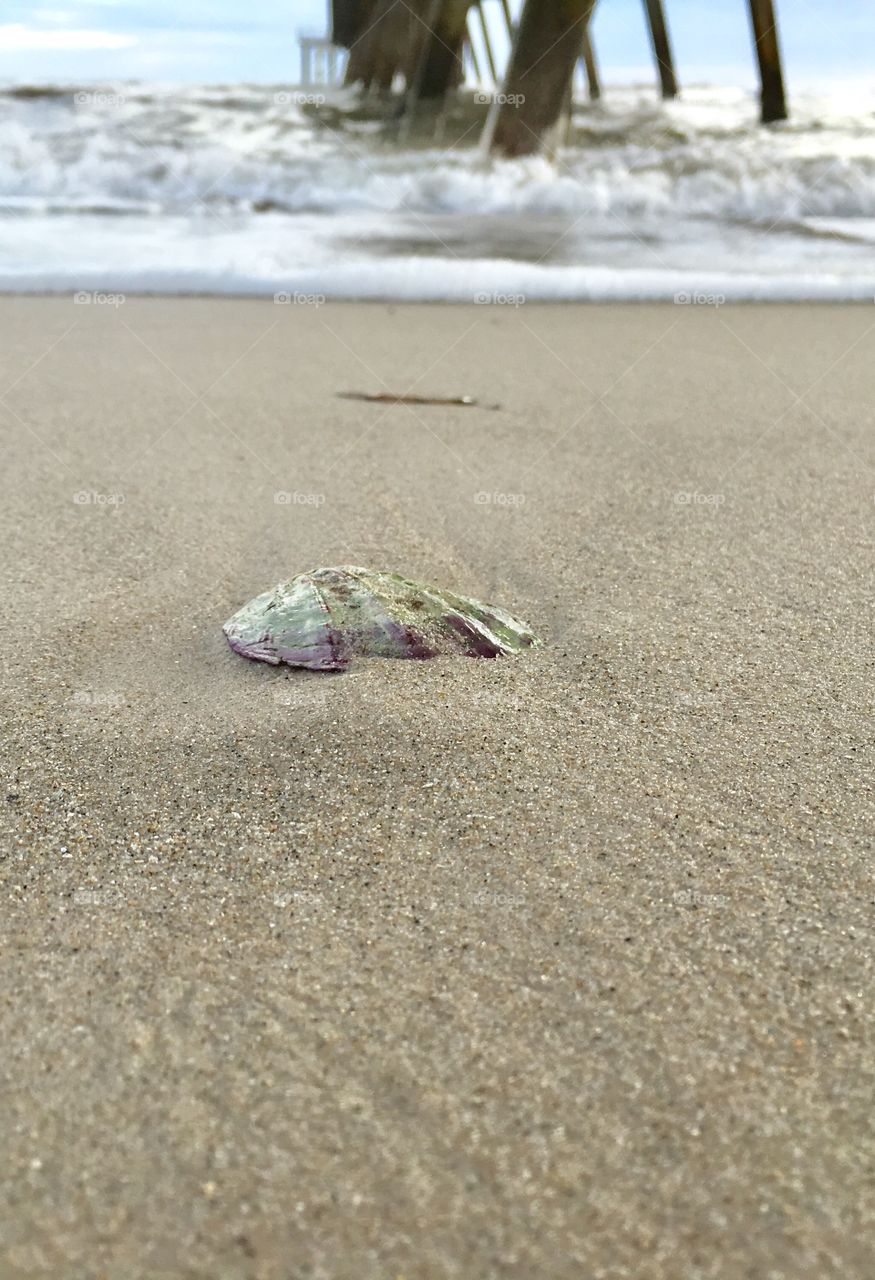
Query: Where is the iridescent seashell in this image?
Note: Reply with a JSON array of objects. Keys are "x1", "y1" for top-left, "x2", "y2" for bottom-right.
[{"x1": 223, "y1": 566, "x2": 539, "y2": 671}]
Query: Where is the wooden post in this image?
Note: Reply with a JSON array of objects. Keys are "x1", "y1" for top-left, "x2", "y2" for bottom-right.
[
  {"x1": 560, "y1": 50, "x2": 575, "y2": 146},
  {"x1": 642, "y1": 0, "x2": 678, "y2": 99},
  {"x1": 581, "y1": 23, "x2": 601, "y2": 101},
  {"x1": 344, "y1": 0, "x2": 447, "y2": 94},
  {"x1": 331, "y1": 0, "x2": 366, "y2": 48},
  {"x1": 489, "y1": 0, "x2": 596, "y2": 157},
  {"x1": 466, "y1": 30, "x2": 482, "y2": 82},
  {"x1": 474, "y1": 0, "x2": 499, "y2": 84},
  {"x1": 342, "y1": 0, "x2": 411, "y2": 92},
  {"x1": 747, "y1": 0, "x2": 788, "y2": 123},
  {"x1": 398, "y1": 0, "x2": 444, "y2": 132},
  {"x1": 417, "y1": 0, "x2": 474, "y2": 99}
]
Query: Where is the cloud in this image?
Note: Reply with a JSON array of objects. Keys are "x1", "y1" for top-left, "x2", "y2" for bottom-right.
[{"x1": 0, "y1": 22, "x2": 135, "y2": 49}]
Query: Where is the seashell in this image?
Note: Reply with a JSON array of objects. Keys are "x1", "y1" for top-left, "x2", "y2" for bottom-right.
[{"x1": 223, "y1": 566, "x2": 539, "y2": 671}]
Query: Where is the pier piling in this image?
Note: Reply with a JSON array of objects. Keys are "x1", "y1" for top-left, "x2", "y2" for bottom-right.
[
  {"x1": 642, "y1": 0, "x2": 678, "y2": 99},
  {"x1": 474, "y1": 0, "x2": 499, "y2": 84},
  {"x1": 581, "y1": 23, "x2": 601, "y2": 101},
  {"x1": 398, "y1": 0, "x2": 444, "y2": 133},
  {"x1": 341, "y1": 0, "x2": 418, "y2": 92},
  {"x1": 488, "y1": 0, "x2": 597, "y2": 157},
  {"x1": 747, "y1": 0, "x2": 788, "y2": 123},
  {"x1": 333, "y1": 0, "x2": 791, "y2": 135},
  {"x1": 466, "y1": 27, "x2": 483, "y2": 82},
  {"x1": 416, "y1": 0, "x2": 474, "y2": 99},
  {"x1": 330, "y1": 0, "x2": 364, "y2": 48}
]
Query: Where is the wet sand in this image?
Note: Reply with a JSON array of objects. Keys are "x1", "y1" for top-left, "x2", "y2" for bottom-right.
[{"x1": 1, "y1": 299, "x2": 873, "y2": 1279}]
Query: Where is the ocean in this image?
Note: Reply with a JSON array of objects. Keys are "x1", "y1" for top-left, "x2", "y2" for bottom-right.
[{"x1": 2, "y1": 79, "x2": 875, "y2": 299}]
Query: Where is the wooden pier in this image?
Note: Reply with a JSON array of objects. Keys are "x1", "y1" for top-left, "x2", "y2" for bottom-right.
[{"x1": 328, "y1": 0, "x2": 791, "y2": 150}]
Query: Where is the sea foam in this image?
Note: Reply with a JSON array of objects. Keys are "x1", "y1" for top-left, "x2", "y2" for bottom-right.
[{"x1": 1, "y1": 81, "x2": 874, "y2": 298}]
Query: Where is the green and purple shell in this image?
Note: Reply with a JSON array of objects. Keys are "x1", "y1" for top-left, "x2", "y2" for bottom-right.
[{"x1": 223, "y1": 566, "x2": 539, "y2": 672}]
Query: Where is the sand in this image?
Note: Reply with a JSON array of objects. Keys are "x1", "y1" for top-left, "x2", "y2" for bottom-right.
[{"x1": 1, "y1": 299, "x2": 873, "y2": 1279}]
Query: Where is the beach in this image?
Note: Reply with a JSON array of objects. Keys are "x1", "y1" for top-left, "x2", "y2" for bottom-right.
[{"x1": 1, "y1": 298, "x2": 873, "y2": 1278}]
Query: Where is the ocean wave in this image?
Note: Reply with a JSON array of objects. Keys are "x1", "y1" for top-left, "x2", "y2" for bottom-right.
[
  {"x1": 4, "y1": 251, "x2": 874, "y2": 301},
  {"x1": 2, "y1": 81, "x2": 875, "y2": 223},
  {"x1": 1, "y1": 81, "x2": 874, "y2": 297}
]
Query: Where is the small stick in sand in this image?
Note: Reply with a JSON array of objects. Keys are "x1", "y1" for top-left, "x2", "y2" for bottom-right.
[{"x1": 338, "y1": 391, "x2": 500, "y2": 409}]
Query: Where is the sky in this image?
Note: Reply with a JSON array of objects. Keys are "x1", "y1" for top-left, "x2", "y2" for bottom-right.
[{"x1": 0, "y1": 1, "x2": 872, "y2": 87}]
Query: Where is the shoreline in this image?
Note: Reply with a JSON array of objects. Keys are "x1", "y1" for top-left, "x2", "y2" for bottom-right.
[
  {"x1": 3, "y1": 276, "x2": 875, "y2": 303},
  {"x1": 4, "y1": 290, "x2": 875, "y2": 302}
]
